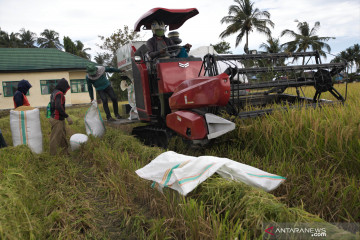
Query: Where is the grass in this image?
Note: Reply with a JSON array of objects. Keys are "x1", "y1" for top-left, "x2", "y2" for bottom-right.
[
  {"x1": 170, "y1": 82, "x2": 360, "y2": 223},
  {"x1": 0, "y1": 83, "x2": 359, "y2": 239}
]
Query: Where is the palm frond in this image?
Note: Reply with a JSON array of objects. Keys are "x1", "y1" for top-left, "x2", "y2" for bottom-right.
[{"x1": 220, "y1": 0, "x2": 273, "y2": 52}]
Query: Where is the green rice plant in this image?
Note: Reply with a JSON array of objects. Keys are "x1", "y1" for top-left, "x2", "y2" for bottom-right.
[
  {"x1": 77, "y1": 127, "x2": 357, "y2": 239},
  {"x1": 0, "y1": 148, "x2": 39, "y2": 240}
]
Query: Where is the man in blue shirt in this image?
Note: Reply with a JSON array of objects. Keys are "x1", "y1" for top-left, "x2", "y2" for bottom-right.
[{"x1": 167, "y1": 31, "x2": 192, "y2": 58}]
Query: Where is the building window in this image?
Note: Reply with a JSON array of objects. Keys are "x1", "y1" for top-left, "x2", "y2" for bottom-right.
[
  {"x1": 2, "y1": 81, "x2": 30, "y2": 97},
  {"x1": 70, "y1": 79, "x2": 88, "y2": 93},
  {"x1": 40, "y1": 79, "x2": 59, "y2": 95}
]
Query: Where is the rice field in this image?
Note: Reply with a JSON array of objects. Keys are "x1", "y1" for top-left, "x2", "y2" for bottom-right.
[{"x1": 0, "y1": 82, "x2": 359, "y2": 239}]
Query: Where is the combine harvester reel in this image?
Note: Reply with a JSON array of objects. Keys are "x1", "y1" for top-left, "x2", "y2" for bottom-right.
[{"x1": 200, "y1": 51, "x2": 348, "y2": 118}]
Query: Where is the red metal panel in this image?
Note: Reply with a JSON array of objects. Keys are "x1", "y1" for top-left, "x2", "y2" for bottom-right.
[
  {"x1": 157, "y1": 60, "x2": 203, "y2": 94},
  {"x1": 135, "y1": 62, "x2": 152, "y2": 121},
  {"x1": 134, "y1": 8, "x2": 199, "y2": 31},
  {"x1": 166, "y1": 111, "x2": 207, "y2": 140},
  {"x1": 169, "y1": 73, "x2": 231, "y2": 110}
]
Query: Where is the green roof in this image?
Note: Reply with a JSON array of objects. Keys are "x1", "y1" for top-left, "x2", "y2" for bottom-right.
[{"x1": 0, "y1": 48, "x2": 95, "y2": 72}]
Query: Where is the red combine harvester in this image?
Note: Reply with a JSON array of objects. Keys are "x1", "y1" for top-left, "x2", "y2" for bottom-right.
[
  {"x1": 118, "y1": 8, "x2": 235, "y2": 147},
  {"x1": 117, "y1": 8, "x2": 347, "y2": 147}
]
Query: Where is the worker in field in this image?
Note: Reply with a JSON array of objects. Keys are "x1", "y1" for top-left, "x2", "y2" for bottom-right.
[
  {"x1": 86, "y1": 64, "x2": 122, "y2": 121},
  {"x1": 147, "y1": 20, "x2": 192, "y2": 59},
  {"x1": 13, "y1": 79, "x2": 32, "y2": 108},
  {"x1": 167, "y1": 31, "x2": 192, "y2": 58},
  {"x1": 49, "y1": 78, "x2": 73, "y2": 156},
  {"x1": 146, "y1": 20, "x2": 174, "y2": 59}
]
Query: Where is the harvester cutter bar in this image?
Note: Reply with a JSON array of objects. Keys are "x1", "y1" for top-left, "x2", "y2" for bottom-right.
[{"x1": 236, "y1": 101, "x2": 339, "y2": 119}]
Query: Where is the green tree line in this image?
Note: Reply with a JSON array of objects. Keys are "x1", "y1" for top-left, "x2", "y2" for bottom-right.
[
  {"x1": 0, "y1": 27, "x2": 91, "y2": 60},
  {"x1": 1, "y1": 0, "x2": 358, "y2": 71}
]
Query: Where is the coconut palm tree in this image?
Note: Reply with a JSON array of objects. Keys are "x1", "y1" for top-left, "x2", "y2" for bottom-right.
[
  {"x1": 18, "y1": 28, "x2": 37, "y2": 48},
  {"x1": 37, "y1": 29, "x2": 63, "y2": 49},
  {"x1": 331, "y1": 44, "x2": 360, "y2": 72},
  {"x1": 281, "y1": 20, "x2": 334, "y2": 64},
  {"x1": 259, "y1": 37, "x2": 282, "y2": 53},
  {"x1": 94, "y1": 52, "x2": 111, "y2": 66},
  {"x1": 0, "y1": 29, "x2": 22, "y2": 48},
  {"x1": 259, "y1": 36, "x2": 284, "y2": 66},
  {"x1": 75, "y1": 40, "x2": 91, "y2": 60},
  {"x1": 211, "y1": 41, "x2": 232, "y2": 54},
  {"x1": 64, "y1": 36, "x2": 91, "y2": 60},
  {"x1": 219, "y1": 0, "x2": 274, "y2": 53}
]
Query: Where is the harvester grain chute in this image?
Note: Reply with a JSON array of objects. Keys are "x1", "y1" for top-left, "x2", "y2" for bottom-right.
[{"x1": 117, "y1": 7, "x2": 347, "y2": 147}]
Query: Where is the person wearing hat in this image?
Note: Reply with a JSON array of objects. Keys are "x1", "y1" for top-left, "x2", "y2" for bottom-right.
[
  {"x1": 49, "y1": 78, "x2": 72, "y2": 155},
  {"x1": 146, "y1": 20, "x2": 175, "y2": 59},
  {"x1": 86, "y1": 64, "x2": 123, "y2": 121},
  {"x1": 13, "y1": 79, "x2": 32, "y2": 108},
  {"x1": 167, "y1": 31, "x2": 192, "y2": 58}
]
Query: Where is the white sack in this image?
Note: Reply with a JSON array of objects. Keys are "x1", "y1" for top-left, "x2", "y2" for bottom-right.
[
  {"x1": 10, "y1": 108, "x2": 43, "y2": 154},
  {"x1": 127, "y1": 83, "x2": 138, "y2": 120},
  {"x1": 84, "y1": 100, "x2": 105, "y2": 137},
  {"x1": 136, "y1": 151, "x2": 285, "y2": 196},
  {"x1": 70, "y1": 133, "x2": 88, "y2": 151}
]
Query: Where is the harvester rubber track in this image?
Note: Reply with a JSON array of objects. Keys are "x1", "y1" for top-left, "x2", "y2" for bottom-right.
[{"x1": 132, "y1": 125, "x2": 174, "y2": 148}]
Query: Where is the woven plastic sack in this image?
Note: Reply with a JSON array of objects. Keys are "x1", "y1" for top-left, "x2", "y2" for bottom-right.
[
  {"x1": 70, "y1": 133, "x2": 88, "y2": 151},
  {"x1": 10, "y1": 107, "x2": 43, "y2": 153},
  {"x1": 84, "y1": 100, "x2": 105, "y2": 137},
  {"x1": 136, "y1": 151, "x2": 286, "y2": 196},
  {"x1": 127, "y1": 83, "x2": 138, "y2": 120}
]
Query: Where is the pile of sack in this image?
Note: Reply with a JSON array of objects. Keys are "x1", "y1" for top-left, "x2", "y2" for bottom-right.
[{"x1": 9, "y1": 101, "x2": 105, "y2": 153}]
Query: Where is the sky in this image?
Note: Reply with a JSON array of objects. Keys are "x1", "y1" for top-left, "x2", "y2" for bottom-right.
[{"x1": 0, "y1": 0, "x2": 359, "y2": 62}]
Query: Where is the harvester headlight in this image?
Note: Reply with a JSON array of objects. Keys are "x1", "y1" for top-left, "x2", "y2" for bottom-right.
[{"x1": 134, "y1": 56, "x2": 142, "y2": 62}]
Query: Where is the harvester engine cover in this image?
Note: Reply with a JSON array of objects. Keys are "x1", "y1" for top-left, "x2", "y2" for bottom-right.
[{"x1": 169, "y1": 72, "x2": 231, "y2": 110}]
